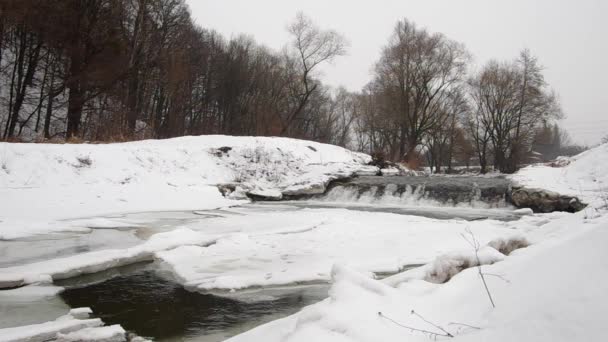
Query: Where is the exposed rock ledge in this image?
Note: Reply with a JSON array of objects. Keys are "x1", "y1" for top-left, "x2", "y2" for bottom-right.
[
  {"x1": 510, "y1": 187, "x2": 586, "y2": 213},
  {"x1": 217, "y1": 165, "x2": 379, "y2": 201},
  {"x1": 218, "y1": 173, "x2": 587, "y2": 214}
]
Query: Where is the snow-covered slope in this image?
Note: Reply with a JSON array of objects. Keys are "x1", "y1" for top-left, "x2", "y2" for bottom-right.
[
  {"x1": 228, "y1": 208, "x2": 608, "y2": 342},
  {"x1": 512, "y1": 143, "x2": 608, "y2": 205},
  {"x1": 0, "y1": 136, "x2": 372, "y2": 239},
  {"x1": 227, "y1": 146, "x2": 608, "y2": 342}
]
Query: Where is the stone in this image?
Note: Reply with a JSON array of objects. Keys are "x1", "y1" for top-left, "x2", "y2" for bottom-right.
[
  {"x1": 282, "y1": 181, "x2": 328, "y2": 197},
  {"x1": 246, "y1": 188, "x2": 283, "y2": 201},
  {"x1": 510, "y1": 187, "x2": 586, "y2": 213}
]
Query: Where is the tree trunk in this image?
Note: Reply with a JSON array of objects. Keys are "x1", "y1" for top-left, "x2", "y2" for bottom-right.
[
  {"x1": 66, "y1": 83, "x2": 84, "y2": 138},
  {"x1": 66, "y1": 33, "x2": 85, "y2": 138},
  {"x1": 403, "y1": 135, "x2": 418, "y2": 165},
  {"x1": 43, "y1": 62, "x2": 58, "y2": 139}
]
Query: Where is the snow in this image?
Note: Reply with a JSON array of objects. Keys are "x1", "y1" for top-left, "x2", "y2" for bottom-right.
[
  {"x1": 68, "y1": 308, "x2": 92, "y2": 319},
  {"x1": 156, "y1": 208, "x2": 523, "y2": 291},
  {"x1": 2, "y1": 137, "x2": 607, "y2": 342},
  {"x1": 0, "y1": 228, "x2": 216, "y2": 288},
  {"x1": 56, "y1": 325, "x2": 126, "y2": 342},
  {"x1": 228, "y1": 209, "x2": 608, "y2": 342},
  {"x1": 0, "y1": 309, "x2": 103, "y2": 342},
  {"x1": 0, "y1": 135, "x2": 373, "y2": 239},
  {"x1": 0, "y1": 285, "x2": 64, "y2": 298},
  {"x1": 0, "y1": 307, "x2": 133, "y2": 342},
  {"x1": 0, "y1": 201, "x2": 524, "y2": 291},
  {"x1": 227, "y1": 146, "x2": 608, "y2": 342},
  {"x1": 512, "y1": 143, "x2": 608, "y2": 205}
]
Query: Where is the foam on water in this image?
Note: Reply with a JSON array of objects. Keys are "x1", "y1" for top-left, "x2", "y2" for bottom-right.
[{"x1": 321, "y1": 184, "x2": 509, "y2": 209}]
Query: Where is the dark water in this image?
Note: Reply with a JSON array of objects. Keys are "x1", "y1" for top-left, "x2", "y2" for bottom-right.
[{"x1": 59, "y1": 269, "x2": 326, "y2": 341}]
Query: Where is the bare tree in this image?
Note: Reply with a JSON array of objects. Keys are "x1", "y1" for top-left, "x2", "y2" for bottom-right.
[
  {"x1": 281, "y1": 12, "x2": 347, "y2": 135},
  {"x1": 366, "y1": 19, "x2": 469, "y2": 164},
  {"x1": 468, "y1": 51, "x2": 561, "y2": 173}
]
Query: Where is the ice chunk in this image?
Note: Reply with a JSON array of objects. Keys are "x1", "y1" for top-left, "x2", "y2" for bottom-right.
[{"x1": 56, "y1": 325, "x2": 126, "y2": 342}]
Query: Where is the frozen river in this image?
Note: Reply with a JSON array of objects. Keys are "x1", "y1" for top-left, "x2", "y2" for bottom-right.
[{"x1": 0, "y1": 201, "x2": 530, "y2": 341}]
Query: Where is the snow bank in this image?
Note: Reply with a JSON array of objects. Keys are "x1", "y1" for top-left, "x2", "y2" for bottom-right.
[
  {"x1": 512, "y1": 143, "x2": 608, "y2": 205},
  {"x1": 382, "y1": 244, "x2": 506, "y2": 287},
  {"x1": 0, "y1": 135, "x2": 372, "y2": 239},
  {"x1": 228, "y1": 203, "x2": 608, "y2": 342}
]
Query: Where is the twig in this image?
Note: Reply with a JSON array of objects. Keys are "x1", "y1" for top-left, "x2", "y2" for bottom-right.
[
  {"x1": 411, "y1": 310, "x2": 454, "y2": 337},
  {"x1": 461, "y1": 227, "x2": 496, "y2": 308},
  {"x1": 596, "y1": 179, "x2": 608, "y2": 209},
  {"x1": 448, "y1": 322, "x2": 481, "y2": 330},
  {"x1": 483, "y1": 273, "x2": 511, "y2": 283},
  {"x1": 378, "y1": 312, "x2": 453, "y2": 339}
]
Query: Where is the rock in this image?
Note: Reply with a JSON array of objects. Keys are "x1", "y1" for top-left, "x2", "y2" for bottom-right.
[
  {"x1": 216, "y1": 183, "x2": 237, "y2": 197},
  {"x1": 211, "y1": 146, "x2": 233, "y2": 157},
  {"x1": 282, "y1": 181, "x2": 328, "y2": 197},
  {"x1": 353, "y1": 165, "x2": 380, "y2": 176},
  {"x1": 510, "y1": 187, "x2": 586, "y2": 213},
  {"x1": 379, "y1": 168, "x2": 400, "y2": 176},
  {"x1": 513, "y1": 208, "x2": 534, "y2": 216},
  {"x1": 548, "y1": 156, "x2": 571, "y2": 168},
  {"x1": 246, "y1": 188, "x2": 283, "y2": 201}
]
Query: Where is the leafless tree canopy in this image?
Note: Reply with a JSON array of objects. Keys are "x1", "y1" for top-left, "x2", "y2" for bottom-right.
[
  {"x1": 0, "y1": 5, "x2": 578, "y2": 172},
  {"x1": 0, "y1": 3, "x2": 349, "y2": 142}
]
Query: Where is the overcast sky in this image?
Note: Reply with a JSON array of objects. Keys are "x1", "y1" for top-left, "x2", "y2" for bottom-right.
[{"x1": 187, "y1": 0, "x2": 607, "y2": 146}]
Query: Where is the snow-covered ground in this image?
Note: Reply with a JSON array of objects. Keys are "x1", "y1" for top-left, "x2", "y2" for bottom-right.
[
  {"x1": 2, "y1": 138, "x2": 607, "y2": 342},
  {"x1": 156, "y1": 207, "x2": 526, "y2": 292},
  {"x1": 512, "y1": 143, "x2": 608, "y2": 205},
  {"x1": 0, "y1": 203, "x2": 529, "y2": 291},
  {"x1": 228, "y1": 210, "x2": 608, "y2": 342},
  {"x1": 227, "y1": 144, "x2": 608, "y2": 342},
  {"x1": 0, "y1": 136, "x2": 373, "y2": 239}
]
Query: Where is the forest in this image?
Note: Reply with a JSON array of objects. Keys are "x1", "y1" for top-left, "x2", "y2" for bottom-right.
[{"x1": 0, "y1": 0, "x2": 583, "y2": 173}]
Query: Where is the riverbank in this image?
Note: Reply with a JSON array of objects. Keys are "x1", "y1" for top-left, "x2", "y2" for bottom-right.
[
  {"x1": 0, "y1": 136, "x2": 374, "y2": 239},
  {"x1": 227, "y1": 143, "x2": 608, "y2": 342},
  {"x1": 2, "y1": 138, "x2": 606, "y2": 342}
]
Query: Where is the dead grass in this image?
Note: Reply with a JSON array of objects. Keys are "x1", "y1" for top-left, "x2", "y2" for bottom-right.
[{"x1": 488, "y1": 237, "x2": 530, "y2": 256}]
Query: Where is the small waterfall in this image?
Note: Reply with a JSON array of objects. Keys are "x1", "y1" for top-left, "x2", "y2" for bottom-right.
[{"x1": 320, "y1": 177, "x2": 510, "y2": 209}]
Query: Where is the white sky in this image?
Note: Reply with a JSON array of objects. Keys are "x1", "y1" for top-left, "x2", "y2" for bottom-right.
[{"x1": 187, "y1": 0, "x2": 608, "y2": 146}]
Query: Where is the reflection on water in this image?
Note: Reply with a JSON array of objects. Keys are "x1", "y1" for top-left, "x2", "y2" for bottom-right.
[{"x1": 60, "y1": 269, "x2": 327, "y2": 342}]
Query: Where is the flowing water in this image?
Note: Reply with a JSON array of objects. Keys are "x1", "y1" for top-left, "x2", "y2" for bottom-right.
[{"x1": 57, "y1": 264, "x2": 328, "y2": 342}]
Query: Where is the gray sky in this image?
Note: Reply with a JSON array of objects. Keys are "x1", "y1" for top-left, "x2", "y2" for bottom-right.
[{"x1": 187, "y1": 0, "x2": 608, "y2": 146}]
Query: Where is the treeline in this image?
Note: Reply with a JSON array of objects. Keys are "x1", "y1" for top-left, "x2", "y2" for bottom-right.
[
  {"x1": 0, "y1": 3, "x2": 581, "y2": 173},
  {"x1": 351, "y1": 19, "x2": 571, "y2": 173},
  {"x1": 0, "y1": 1, "x2": 348, "y2": 141}
]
